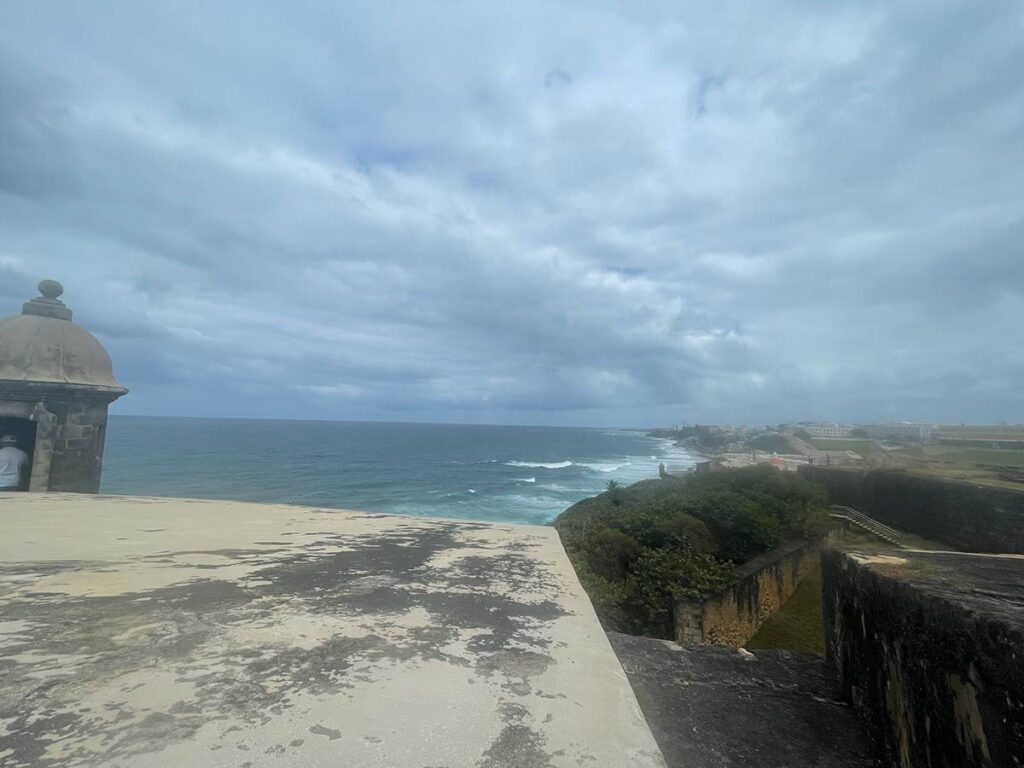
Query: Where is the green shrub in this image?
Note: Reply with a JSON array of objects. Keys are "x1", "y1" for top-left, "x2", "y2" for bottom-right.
[
  {"x1": 630, "y1": 550, "x2": 733, "y2": 637},
  {"x1": 577, "y1": 526, "x2": 641, "y2": 581},
  {"x1": 554, "y1": 466, "x2": 830, "y2": 637}
]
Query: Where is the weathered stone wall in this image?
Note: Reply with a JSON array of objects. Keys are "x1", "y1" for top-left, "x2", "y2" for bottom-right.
[
  {"x1": 0, "y1": 393, "x2": 112, "y2": 493},
  {"x1": 45, "y1": 399, "x2": 109, "y2": 493},
  {"x1": 800, "y1": 466, "x2": 1024, "y2": 553},
  {"x1": 822, "y1": 547, "x2": 1024, "y2": 768},
  {"x1": 674, "y1": 535, "x2": 825, "y2": 647}
]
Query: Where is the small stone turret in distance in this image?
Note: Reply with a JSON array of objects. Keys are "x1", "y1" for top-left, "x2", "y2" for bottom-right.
[{"x1": 0, "y1": 280, "x2": 128, "y2": 492}]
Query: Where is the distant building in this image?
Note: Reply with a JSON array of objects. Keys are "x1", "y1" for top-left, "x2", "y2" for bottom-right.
[
  {"x1": 859, "y1": 423, "x2": 933, "y2": 442},
  {"x1": 802, "y1": 424, "x2": 853, "y2": 438},
  {"x1": 0, "y1": 280, "x2": 127, "y2": 492}
]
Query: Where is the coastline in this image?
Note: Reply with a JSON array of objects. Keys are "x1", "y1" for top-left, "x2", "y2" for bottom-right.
[{"x1": 101, "y1": 418, "x2": 698, "y2": 526}]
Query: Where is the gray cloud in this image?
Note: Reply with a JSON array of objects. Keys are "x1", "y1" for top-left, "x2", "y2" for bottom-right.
[{"x1": 1, "y1": 1, "x2": 1022, "y2": 426}]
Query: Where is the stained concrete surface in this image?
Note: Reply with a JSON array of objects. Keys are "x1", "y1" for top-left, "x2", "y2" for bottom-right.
[
  {"x1": 0, "y1": 493, "x2": 666, "y2": 767},
  {"x1": 609, "y1": 632, "x2": 880, "y2": 768}
]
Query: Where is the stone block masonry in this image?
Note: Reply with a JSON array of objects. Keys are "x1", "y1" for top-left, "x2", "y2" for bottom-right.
[
  {"x1": 43, "y1": 399, "x2": 111, "y2": 492},
  {"x1": 674, "y1": 535, "x2": 825, "y2": 647},
  {"x1": 822, "y1": 546, "x2": 1024, "y2": 767}
]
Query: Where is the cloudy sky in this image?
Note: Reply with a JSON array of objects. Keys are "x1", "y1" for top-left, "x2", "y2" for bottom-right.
[{"x1": 1, "y1": 2, "x2": 1022, "y2": 427}]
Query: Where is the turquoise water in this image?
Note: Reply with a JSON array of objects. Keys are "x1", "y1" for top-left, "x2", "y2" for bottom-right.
[{"x1": 101, "y1": 417, "x2": 696, "y2": 525}]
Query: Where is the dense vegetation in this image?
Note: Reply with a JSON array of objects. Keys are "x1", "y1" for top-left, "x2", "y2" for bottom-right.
[{"x1": 554, "y1": 466, "x2": 829, "y2": 637}]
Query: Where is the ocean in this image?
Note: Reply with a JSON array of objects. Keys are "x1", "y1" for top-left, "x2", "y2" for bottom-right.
[{"x1": 101, "y1": 417, "x2": 696, "y2": 525}]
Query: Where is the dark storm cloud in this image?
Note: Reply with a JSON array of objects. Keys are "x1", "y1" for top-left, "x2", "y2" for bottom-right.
[{"x1": 0, "y1": 1, "x2": 1021, "y2": 425}]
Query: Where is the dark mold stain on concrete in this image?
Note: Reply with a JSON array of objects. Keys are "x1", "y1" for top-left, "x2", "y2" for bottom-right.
[
  {"x1": 308, "y1": 724, "x2": 342, "y2": 741},
  {"x1": 476, "y1": 703, "x2": 554, "y2": 768},
  {"x1": 0, "y1": 523, "x2": 569, "y2": 767}
]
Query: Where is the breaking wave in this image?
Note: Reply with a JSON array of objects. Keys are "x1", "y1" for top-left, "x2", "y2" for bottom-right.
[
  {"x1": 577, "y1": 461, "x2": 632, "y2": 473},
  {"x1": 504, "y1": 460, "x2": 573, "y2": 469}
]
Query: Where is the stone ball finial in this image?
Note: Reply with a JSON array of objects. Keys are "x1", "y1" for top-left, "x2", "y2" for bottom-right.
[
  {"x1": 38, "y1": 279, "x2": 64, "y2": 300},
  {"x1": 21, "y1": 278, "x2": 72, "y2": 320}
]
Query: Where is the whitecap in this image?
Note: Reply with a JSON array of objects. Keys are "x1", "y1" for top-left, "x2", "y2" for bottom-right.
[
  {"x1": 578, "y1": 461, "x2": 632, "y2": 473},
  {"x1": 515, "y1": 477, "x2": 537, "y2": 483},
  {"x1": 504, "y1": 460, "x2": 573, "y2": 469},
  {"x1": 541, "y1": 483, "x2": 591, "y2": 493}
]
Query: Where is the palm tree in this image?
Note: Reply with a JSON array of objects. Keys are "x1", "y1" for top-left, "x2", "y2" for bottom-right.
[{"x1": 605, "y1": 479, "x2": 622, "y2": 505}]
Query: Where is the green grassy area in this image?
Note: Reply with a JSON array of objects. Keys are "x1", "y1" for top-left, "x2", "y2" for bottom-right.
[
  {"x1": 808, "y1": 439, "x2": 886, "y2": 457},
  {"x1": 746, "y1": 562, "x2": 824, "y2": 655},
  {"x1": 748, "y1": 433, "x2": 793, "y2": 453},
  {"x1": 898, "y1": 445, "x2": 1024, "y2": 468}
]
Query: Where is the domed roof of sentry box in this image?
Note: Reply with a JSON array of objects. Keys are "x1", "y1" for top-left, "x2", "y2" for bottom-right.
[{"x1": 0, "y1": 280, "x2": 127, "y2": 394}]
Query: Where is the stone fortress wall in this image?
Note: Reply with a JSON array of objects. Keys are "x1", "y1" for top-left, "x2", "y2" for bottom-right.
[
  {"x1": 822, "y1": 547, "x2": 1024, "y2": 767},
  {"x1": 673, "y1": 533, "x2": 830, "y2": 647},
  {"x1": 799, "y1": 465, "x2": 1024, "y2": 554},
  {"x1": 806, "y1": 466, "x2": 1024, "y2": 766}
]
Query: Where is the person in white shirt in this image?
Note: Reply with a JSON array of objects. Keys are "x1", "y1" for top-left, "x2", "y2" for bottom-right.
[{"x1": 0, "y1": 434, "x2": 29, "y2": 491}]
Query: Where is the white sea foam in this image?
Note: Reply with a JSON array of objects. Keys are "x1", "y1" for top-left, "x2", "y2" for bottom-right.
[
  {"x1": 578, "y1": 461, "x2": 632, "y2": 473},
  {"x1": 515, "y1": 477, "x2": 537, "y2": 483},
  {"x1": 504, "y1": 460, "x2": 573, "y2": 469},
  {"x1": 541, "y1": 483, "x2": 592, "y2": 493}
]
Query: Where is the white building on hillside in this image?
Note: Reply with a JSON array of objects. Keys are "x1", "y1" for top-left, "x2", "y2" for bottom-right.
[
  {"x1": 802, "y1": 423, "x2": 852, "y2": 438},
  {"x1": 860, "y1": 423, "x2": 933, "y2": 442}
]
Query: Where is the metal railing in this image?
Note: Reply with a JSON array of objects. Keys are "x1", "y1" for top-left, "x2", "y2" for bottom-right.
[{"x1": 829, "y1": 504, "x2": 904, "y2": 545}]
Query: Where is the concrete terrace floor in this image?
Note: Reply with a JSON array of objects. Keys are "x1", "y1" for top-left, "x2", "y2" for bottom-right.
[{"x1": 0, "y1": 493, "x2": 665, "y2": 768}]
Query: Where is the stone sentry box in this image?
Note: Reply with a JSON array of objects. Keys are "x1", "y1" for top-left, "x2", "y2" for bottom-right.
[{"x1": 0, "y1": 280, "x2": 127, "y2": 492}]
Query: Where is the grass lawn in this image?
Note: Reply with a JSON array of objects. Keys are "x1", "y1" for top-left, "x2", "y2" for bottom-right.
[
  {"x1": 927, "y1": 446, "x2": 1024, "y2": 467},
  {"x1": 746, "y1": 562, "x2": 824, "y2": 655},
  {"x1": 808, "y1": 438, "x2": 886, "y2": 457},
  {"x1": 897, "y1": 445, "x2": 1024, "y2": 468}
]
